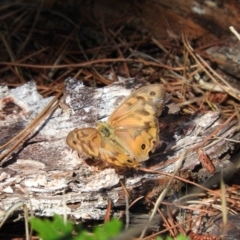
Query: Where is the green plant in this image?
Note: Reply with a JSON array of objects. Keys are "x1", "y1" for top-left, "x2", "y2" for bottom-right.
[
  {"x1": 30, "y1": 214, "x2": 122, "y2": 240},
  {"x1": 30, "y1": 215, "x2": 189, "y2": 240},
  {"x1": 156, "y1": 234, "x2": 189, "y2": 240}
]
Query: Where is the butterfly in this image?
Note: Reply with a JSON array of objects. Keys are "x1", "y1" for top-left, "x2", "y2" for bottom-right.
[{"x1": 66, "y1": 84, "x2": 166, "y2": 168}]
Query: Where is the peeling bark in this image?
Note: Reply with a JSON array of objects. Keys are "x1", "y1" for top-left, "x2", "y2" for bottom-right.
[{"x1": 0, "y1": 78, "x2": 239, "y2": 222}]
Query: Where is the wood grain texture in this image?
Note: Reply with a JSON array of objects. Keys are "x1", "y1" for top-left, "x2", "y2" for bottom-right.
[{"x1": 0, "y1": 78, "x2": 239, "y2": 223}]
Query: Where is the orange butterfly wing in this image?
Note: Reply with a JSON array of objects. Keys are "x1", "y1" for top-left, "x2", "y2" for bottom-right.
[
  {"x1": 106, "y1": 84, "x2": 165, "y2": 162},
  {"x1": 66, "y1": 127, "x2": 139, "y2": 167}
]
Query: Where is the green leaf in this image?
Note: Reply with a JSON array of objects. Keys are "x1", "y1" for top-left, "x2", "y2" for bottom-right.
[
  {"x1": 94, "y1": 219, "x2": 122, "y2": 240},
  {"x1": 176, "y1": 234, "x2": 189, "y2": 240},
  {"x1": 155, "y1": 234, "x2": 189, "y2": 240},
  {"x1": 29, "y1": 214, "x2": 73, "y2": 240},
  {"x1": 30, "y1": 215, "x2": 122, "y2": 240}
]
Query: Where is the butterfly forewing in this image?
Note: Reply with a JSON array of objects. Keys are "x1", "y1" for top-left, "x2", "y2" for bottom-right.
[
  {"x1": 113, "y1": 118, "x2": 160, "y2": 162},
  {"x1": 108, "y1": 84, "x2": 165, "y2": 124},
  {"x1": 108, "y1": 85, "x2": 166, "y2": 162}
]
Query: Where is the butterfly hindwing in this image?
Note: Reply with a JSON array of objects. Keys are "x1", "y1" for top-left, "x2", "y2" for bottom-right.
[{"x1": 66, "y1": 127, "x2": 139, "y2": 167}]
